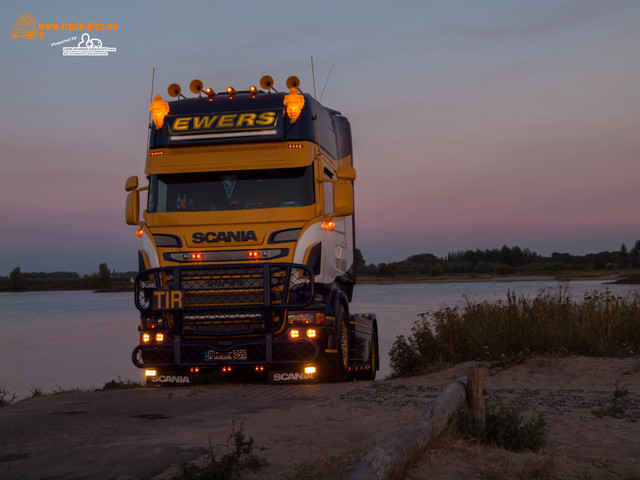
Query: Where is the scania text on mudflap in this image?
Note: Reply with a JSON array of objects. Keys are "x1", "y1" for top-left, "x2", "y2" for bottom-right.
[{"x1": 125, "y1": 74, "x2": 378, "y2": 384}]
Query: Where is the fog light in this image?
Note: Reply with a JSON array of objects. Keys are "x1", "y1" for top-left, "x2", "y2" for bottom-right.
[
  {"x1": 306, "y1": 328, "x2": 317, "y2": 339},
  {"x1": 304, "y1": 366, "x2": 316, "y2": 374},
  {"x1": 145, "y1": 369, "x2": 157, "y2": 377},
  {"x1": 142, "y1": 332, "x2": 150, "y2": 343},
  {"x1": 289, "y1": 329, "x2": 300, "y2": 339},
  {"x1": 155, "y1": 332, "x2": 164, "y2": 343}
]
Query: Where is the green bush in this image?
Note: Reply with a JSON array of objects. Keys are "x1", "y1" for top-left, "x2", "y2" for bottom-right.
[
  {"x1": 0, "y1": 387, "x2": 16, "y2": 406},
  {"x1": 173, "y1": 419, "x2": 266, "y2": 480},
  {"x1": 102, "y1": 377, "x2": 141, "y2": 390},
  {"x1": 455, "y1": 403, "x2": 548, "y2": 452},
  {"x1": 390, "y1": 286, "x2": 640, "y2": 376},
  {"x1": 592, "y1": 382, "x2": 631, "y2": 420}
]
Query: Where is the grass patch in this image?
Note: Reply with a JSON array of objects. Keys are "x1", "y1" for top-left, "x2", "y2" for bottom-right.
[
  {"x1": 478, "y1": 454, "x2": 559, "y2": 480},
  {"x1": 455, "y1": 403, "x2": 548, "y2": 453},
  {"x1": 283, "y1": 451, "x2": 362, "y2": 480},
  {"x1": 172, "y1": 419, "x2": 266, "y2": 480},
  {"x1": 390, "y1": 285, "x2": 640, "y2": 376},
  {"x1": 592, "y1": 381, "x2": 632, "y2": 420},
  {"x1": 51, "y1": 386, "x2": 82, "y2": 394},
  {"x1": 0, "y1": 387, "x2": 16, "y2": 406},
  {"x1": 101, "y1": 377, "x2": 141, "y2": 390}
]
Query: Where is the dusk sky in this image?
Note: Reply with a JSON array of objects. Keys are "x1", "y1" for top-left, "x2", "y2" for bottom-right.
[{"x1": 1, "y1": 0, "x2": 639, "y2": 275}]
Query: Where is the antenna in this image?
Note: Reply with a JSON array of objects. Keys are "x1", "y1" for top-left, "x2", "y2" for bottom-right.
[
  {"x1": 311, "y1": 56, "x2": 321, "y2": 153},
  {"x1": 147, "y1": 66, "x2": 155, "y2": 155},
  {"x1": 319, "y1": 63, "x2": 333, "y2": 102}
]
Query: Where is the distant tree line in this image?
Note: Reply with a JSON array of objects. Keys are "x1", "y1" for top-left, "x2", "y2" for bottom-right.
[
  {"x1": 4, "y1": 241, "x2": 640, "y2": 290},
  {"x1": 2, "y1": 263, "x2": 136, "y2": 291},
  {"x1": 356, "y1": 240, "x2": 640, "y2": 277}
]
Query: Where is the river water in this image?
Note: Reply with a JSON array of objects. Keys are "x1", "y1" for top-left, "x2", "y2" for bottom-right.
[{"x1": 1, "y1": 279, "x2": 637, "y2": 399}]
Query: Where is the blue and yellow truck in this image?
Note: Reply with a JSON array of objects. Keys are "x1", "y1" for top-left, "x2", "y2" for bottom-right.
[{"x1": 125, "y1": 75, "x2": 378, "y2": 383}]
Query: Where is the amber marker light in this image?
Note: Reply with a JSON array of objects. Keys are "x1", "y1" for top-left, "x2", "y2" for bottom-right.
[
  {"x1": 248, "y1": 251, "x2": 259, "y2": 259},
  {"x1": 287, "y1": 143, "x2": 303, "y2": 149},
  {"x1": 227, "y1": 86, "x2": 236, "y2": 95},
  {"x1": 149, "y1": 94, "x2": 170, "y2": 129},
  {"x1": 190, "y1": 253, "x2": 203, "y2": 260},
  {"x1": 205, "y1": 87, "x2": 215, "y2": 98},
  {"x1": 249, "y1": 85, "x2": 258, "y2": 95},
  {"x1": 321, "y1": 221, "x2": 335, "y2": 231},
  {"x1": 136, "y1": 228, "x2": 143, "y2": 237},
  {"x1": 284, "y1": 88, "x2": 305, "y2": 123}
]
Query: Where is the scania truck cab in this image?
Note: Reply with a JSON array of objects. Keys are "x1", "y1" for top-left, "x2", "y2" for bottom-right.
[{"x1": 125, "y1": 75, "x2": 378, "y2": 384}]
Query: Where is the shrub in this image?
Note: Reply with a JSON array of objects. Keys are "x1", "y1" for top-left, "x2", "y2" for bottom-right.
[
  {"x1": 0, "y1": 387, "x2": 16, "y2": 406},
  {"x1": 389, "y1": 286, "x2": 640, "y2": 376},
  {"x1": 102, "y1": 377, "x2": 141, "y2": 390},
  {"x1": 173, "y1": 419, "x2": 266, "y2": 480},
  {"x1": 455, "y1": 403, "x2": 548, "y2": 452},
  {"x1": 592, "y1": 382, "x2": 631, "y2": 420}
]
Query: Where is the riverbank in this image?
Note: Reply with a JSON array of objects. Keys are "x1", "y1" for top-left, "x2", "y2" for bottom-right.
[
  {"x1": 357, "y1": 270, "x2": 640, "y2": 284},
  {"x1": 3, "y1": 270, "x2": 639, "y2": 291},
  {"x1": 1, "y1": 355, "x2": 638, "y2": 479}
]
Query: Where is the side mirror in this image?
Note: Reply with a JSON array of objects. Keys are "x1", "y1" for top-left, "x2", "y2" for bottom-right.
[
  {"x1": 125, "y1": 190, "x2": 140, "y2": 225},
  {"x1": 336, "y1": 166, "x2": 356, "y2": 181},
  {"x1": 332, "y1": 166, "x2": 355, "y2": 217},
  {"x1": 333, "y1": 181, "x2": 354, "y2": 217},
  {"x1": 125, "y1": 176, "x2": 138, "y2": 192}
]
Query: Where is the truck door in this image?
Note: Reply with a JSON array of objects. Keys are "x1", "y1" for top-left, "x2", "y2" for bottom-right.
[{"x1": 323, "y1": 168, "x2": 349, "y2": 281}]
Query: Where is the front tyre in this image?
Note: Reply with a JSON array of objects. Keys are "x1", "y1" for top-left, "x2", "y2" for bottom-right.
[{"x1": 332, "y1": 305, "x2": 350, "y2": 382}]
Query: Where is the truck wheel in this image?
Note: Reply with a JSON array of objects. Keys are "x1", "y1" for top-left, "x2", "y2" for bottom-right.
[
  {"x1": 333, "y1": 306, "x2": 350, "y2": 382},
  {"x1": 361, "y1": 331, "x2": 378, "y2": 381}
]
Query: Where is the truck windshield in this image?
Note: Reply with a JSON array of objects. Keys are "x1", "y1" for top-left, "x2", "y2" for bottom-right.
[{"x1": 148, "y1": 165, "x2": 314, "y2": 213}]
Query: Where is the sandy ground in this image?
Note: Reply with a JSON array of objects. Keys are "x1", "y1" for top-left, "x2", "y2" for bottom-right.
[
  {"x1": 1, "y1": 356, "x2": 638, "y2": 479},
  {"x1": 403, "y1": 356, "x2": 640, "y2": 480}
]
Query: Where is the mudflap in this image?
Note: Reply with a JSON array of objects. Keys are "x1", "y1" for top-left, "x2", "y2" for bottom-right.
[
  {"x1": 268, "y1": 368, "x2": 320, "y2": 384},
  {"x1": 145, "y1": 369, "x2": 191, "y2": 386}
]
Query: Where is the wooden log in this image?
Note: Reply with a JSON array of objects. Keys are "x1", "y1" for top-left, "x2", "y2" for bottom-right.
[
  {"x1": 467, "y1": 366, "x2": 485, "y2": 432},
  {"x1": 349, "y1": 377, "x2": 467, "y2": 480}
]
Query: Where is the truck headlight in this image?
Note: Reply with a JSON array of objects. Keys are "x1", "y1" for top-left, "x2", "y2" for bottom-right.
[{"x1": 287, "y1": 311, "x2": 324, "y2": 325}]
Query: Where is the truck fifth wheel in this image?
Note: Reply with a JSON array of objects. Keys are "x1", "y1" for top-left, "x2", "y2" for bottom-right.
[{"x1": 125, "y1": 74, "x2": 378, "y2": 384}]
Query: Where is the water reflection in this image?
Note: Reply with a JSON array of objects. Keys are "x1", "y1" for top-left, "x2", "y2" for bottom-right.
[{"x1": 0, "y1": 280, "x2": 636, "y2": 398}]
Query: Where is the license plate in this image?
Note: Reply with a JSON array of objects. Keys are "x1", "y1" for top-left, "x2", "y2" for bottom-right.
[{"x1": 205, "y1": 349, "x2": 247, "y2": 361}]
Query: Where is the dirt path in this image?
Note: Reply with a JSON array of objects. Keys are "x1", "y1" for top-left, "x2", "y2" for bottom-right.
[{"x1": 1, "y1": 356, "x2": 638, "y2": 480}]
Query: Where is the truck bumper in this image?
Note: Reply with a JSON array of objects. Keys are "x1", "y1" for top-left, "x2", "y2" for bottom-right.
[{"x1": 132, "y1": 338, "x2": 320, "y2": 368}]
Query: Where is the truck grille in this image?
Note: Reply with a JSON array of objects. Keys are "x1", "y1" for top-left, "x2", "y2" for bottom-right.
[{"x1": 134, "y1": 264, "x2": 314, "y2": 335}]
